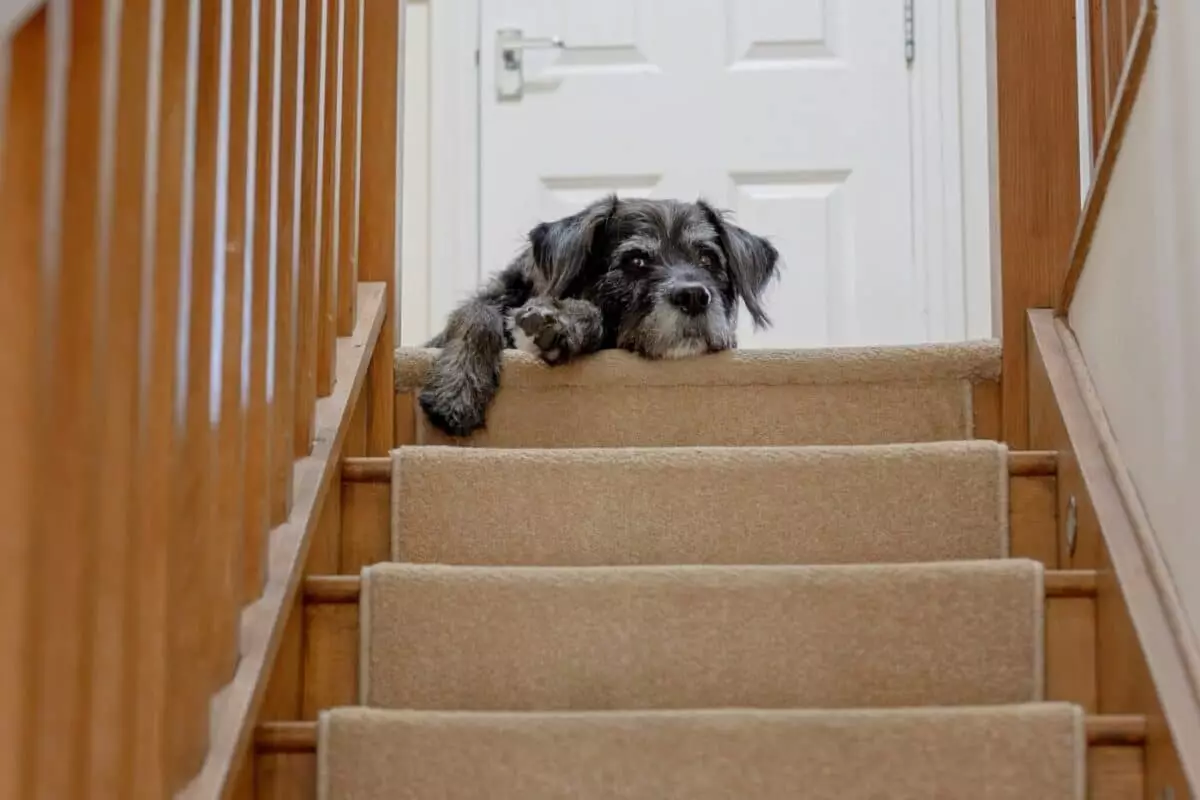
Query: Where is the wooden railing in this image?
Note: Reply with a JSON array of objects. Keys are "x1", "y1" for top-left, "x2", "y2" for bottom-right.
[{"x1": 0, "y1": 0, "x2": 401, "y2": 794}]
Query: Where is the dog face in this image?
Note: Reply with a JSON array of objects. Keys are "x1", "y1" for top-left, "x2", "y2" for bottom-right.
[{"x1": 528, "y1": 196, "x2": 780, "y2": 359}]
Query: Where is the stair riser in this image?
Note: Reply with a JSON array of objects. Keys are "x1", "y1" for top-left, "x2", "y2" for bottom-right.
[
  {"x1": 336, "y1": 468, "x2": 1060, "y2": 574},
  {"x1": 394, "y1": 344, "x2": 1003, "y2": 449},
  {"x1": 299, "y1": 579, "x2": 1097, "y2": 719},
  {"x1": 392, "y1": 442, "x2": 1010, "y2": 566}
]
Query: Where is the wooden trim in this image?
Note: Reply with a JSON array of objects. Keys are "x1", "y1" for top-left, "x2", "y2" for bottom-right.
[
  {"x1": 304, "y1": 570, "x2": 1100, "y2": 605},
  {"x1": 1027, "y1": 309, "x2": 1200, "y2": 790},
  {"x1": 1009, "y1": 451, "x2": 1058, "y2": 476},
  {"x1": 1056, "y1": 2, "x2": 1157, "y2": 316},
  {"x1": 254, "y1": 714, "x2": 1149, "y2": 755},
  {"x1": 1046, "y1": 571, "x2": 1098, "y2": 598},
  {"x1": 341, "y1": 451, "x2": 1060, "y2": 485},
  {"x1": 176, "y1": 282, "x2": 387, "y2": 800},
  {"x1": 994, "y1": 0, "x2": 1083, "y2": 449},
  {"x1": 342, "y1": 455, "x2": 390, "y2": 482}
]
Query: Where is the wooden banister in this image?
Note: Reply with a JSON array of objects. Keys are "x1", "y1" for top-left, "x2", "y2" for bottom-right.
[{"x1": 0, "y1": 0, "x2": 402, "y2": 793}]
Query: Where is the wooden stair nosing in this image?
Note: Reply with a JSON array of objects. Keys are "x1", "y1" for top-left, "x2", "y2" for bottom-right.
[
  {"x1": 302, "y1": 570, "x2": 1098, "y2": 605},
  {"x1": 341, "y1": 450, "x2": 1058, "y2": 484},
  {"x1": 254, "y1": 713, "x2": 1148, "y2": 754}
]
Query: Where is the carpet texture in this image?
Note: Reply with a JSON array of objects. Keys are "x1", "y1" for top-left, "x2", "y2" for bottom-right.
[
  {"x1": 394, "y1": 342, "x2": 1001, "y2": 447},
  {"x1": 391, "y1": 440, "x2": 1010, "y2": 565},
  {"x1": 360, "y1": 560, "x2": 1044, "y2": 711},
  {"x1": 319, "y1": 704, "x2": 1085, "y2": 800}
]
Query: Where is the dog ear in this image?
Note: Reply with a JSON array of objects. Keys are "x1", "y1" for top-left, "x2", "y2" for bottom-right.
[
  {"x1": 528, "y1": 194, "x2": 619, "y2": 296},
  {"x1": 699, "y1": 200, "x2": 780, "y2": 328}
]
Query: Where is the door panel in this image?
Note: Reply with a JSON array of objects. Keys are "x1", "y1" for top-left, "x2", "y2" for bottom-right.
[{"x1": 480, "y1": 0, "x2": 921, "y2": 347}]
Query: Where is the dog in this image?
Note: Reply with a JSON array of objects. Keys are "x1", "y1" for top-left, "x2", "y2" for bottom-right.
[{"x1": 419, "y1": 195, "x2": 781, "y2": 437}]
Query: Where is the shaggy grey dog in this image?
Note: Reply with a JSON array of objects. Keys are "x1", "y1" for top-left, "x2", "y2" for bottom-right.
[{"x1": 420, "y1": 195, "x2": 780, "y2": 437}]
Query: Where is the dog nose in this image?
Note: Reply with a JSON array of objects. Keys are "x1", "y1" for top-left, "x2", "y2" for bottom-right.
[{"x1": 668, "y1": 284, "x2": 711, "y2": 316}]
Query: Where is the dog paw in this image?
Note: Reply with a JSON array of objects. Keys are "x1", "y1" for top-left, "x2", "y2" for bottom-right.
[
  {"x1": 419, "y1": 386, "x2": 489, "y2": 437},
  {"x1": 510, "y1": 302, "x2": 571, "y2": 365}
]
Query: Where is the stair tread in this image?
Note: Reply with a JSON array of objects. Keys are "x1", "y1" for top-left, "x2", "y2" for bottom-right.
[
  {"x1": 318, "y1": 702, "x2": 1083, "y2": 800},
  {"x1": 392, "y1": 440, "x2": 1010, "y2": 566},
  {"x1": 360, "y1": 560, "x2": 1044, "y2": 712}
]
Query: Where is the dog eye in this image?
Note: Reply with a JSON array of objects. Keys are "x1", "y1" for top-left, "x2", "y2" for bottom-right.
[
  {"x1": 625, "y1": 251, "x2": 650, "y2": 268},
  {"x1": 698, "y1": 253, "x2": 713, "y2": 268}
]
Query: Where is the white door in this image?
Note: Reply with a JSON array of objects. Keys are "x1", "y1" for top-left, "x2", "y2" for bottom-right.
[{"x1": 478, "y1": 0, "x2": 923, "y2": 348}]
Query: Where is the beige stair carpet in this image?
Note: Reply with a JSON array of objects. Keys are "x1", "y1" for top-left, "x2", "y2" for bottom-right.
[
  {"x1": 360, "y1": 560, "x2": 1044, "y2": 711},
  {"x1": 395, "y1": 341, "x2": 1001, "y2": 447},
  {"x1": 319, "y1": 704, "x2": 1085, "y2": 800},
  {"x1": 392, "y1": 440, "x2": 1009, "y2": 566}
]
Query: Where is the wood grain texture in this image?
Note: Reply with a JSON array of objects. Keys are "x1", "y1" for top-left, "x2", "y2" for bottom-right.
[
  {"x1": 301, "y1": 601, "x2": 358, "y2": 718},
  {"x1": 307, "y1": 464, "x2": 343, "y2": 575},
  {"x1": 129, "y1": 0, "x2": 195, "y2": 785},
  {"x1": 294, "y1": 0, "x2": 321, "y2": 458},
  {"x1": 0, "y1": 14, "x2": 49, "y2": 798},
  {"x1": 316, "y1": 0, "x2": 341, "y2": 395},
  {"x1": 271, "y1": 0, "x2": 300, "y2": 525},
  {"x1": 244, "y1": 0, "x2": 277, "y2": 601},
  {"x1": 166, "y1": 0, "x2": 224, "y2": 778},
  {"x1": 1056, "y1": 4, "x2": 1157, "y2": 315},
  {"x1": 357, "y1": 0, "x2": 400, "y2": 455},
  {"x1": 177, "y1": 283, "x2": 386, "y2": 800},
  {"x1": 336, "y1": 0, "x2": 360, "y2": 335},
  {"x1": 85, "y1": 0, "x2": 153, "y2": 794},
  {"x1": 1088, "y1": 746, "x2": 1144, "y2": 800},
  {"x1": 1046, "y1": 597, "x2": 1099, "y2": 711},
  {"x1": 24, "y1": 1, "x2": 105, "y2": 794},
  {"x1": 994, "y1": 0, "x2": 1082, "y2": 448},
  {"x1": 1009, "y1": 475, "x2": 1059, "y2": 567},
  {"x1": 259, "y1": 593, "x2": 305, "y2": 723},
  {"x1": 256, "y1": 752, "x2": 316, "y2": 800},
  {"x1": 214, "y1": 0, "x2": 257, "y2": 681},
  {"x1": 1027, "y1": 310, "x2": 1194, "y2": 795},
  {"x1": 1088, "y1": 0, "x2": 1110, "y2": 159},
  {"x1": 394, "y1": 391, "x2": 416, "y2": 446}
]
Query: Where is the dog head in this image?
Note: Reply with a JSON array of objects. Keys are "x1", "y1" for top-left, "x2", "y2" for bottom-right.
[{"x1": 527, "y1": 196, "x2": 780, "y2": 359}]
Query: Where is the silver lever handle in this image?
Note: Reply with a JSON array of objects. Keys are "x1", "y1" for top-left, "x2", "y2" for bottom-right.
[{"x1": 496, "y1": 27, "x2": 565, "y2": 100}]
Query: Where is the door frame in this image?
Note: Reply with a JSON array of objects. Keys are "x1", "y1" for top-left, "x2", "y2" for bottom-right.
[{"x1": 426, "y1": 0, "x2": 999, "y2": 343}]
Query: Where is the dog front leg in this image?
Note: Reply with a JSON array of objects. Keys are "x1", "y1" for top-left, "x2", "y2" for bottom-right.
[
  {"x1": 419, "y1": 299, "x2": 507, "y2": 437},
  {"x1": 508, "y1": 297, "x2": 604, "y2": 366}
]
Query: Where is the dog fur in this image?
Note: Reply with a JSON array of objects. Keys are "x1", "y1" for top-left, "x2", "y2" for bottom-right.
[{"x1": 419, "y1": 195, "x2": 781, "y2": 437}]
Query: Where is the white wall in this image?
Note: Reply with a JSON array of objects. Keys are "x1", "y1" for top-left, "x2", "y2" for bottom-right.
[{"x1": 1069, "y1": 0, "x2": 1200, "y2": 636}]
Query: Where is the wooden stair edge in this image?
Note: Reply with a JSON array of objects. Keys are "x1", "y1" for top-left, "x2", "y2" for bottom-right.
[
  {"x1": 254, "y1": 713, "x2": 1148, "y2": 754},
  {"x1": 342, "y1": 450, "x2": 1059, "y2": 484},
  {"x1": 303, "y1": 570, "x2": 1099, "y2": 603}
]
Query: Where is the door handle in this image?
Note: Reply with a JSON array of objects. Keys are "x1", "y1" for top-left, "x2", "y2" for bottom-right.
[{"x1": 495, "y1": 27, "x2": 566, "y2": 101}]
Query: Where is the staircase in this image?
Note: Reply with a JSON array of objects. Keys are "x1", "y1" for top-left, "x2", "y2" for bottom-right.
[{"x1": 259, "y1": 341, "x2": 1146, "y2": 799}]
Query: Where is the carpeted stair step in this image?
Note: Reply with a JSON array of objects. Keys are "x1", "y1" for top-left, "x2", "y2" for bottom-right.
[
  {"x1": 318, "y1": 704, "x2": 1084, "y2": 800},
  {"x1": 360, "y1": 560, "x2": 1044, "y2": 711},
  {"x1": 391, "y1": 440, "x2": 1009, "y2": 565},
  {"x1": 395, "y1": 341, "x2": 1000, "y2": 447}
]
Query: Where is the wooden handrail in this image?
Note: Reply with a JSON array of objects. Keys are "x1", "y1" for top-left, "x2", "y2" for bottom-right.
[{"x1": 1056, "y1": 2, "x2": 1157, "y2": 316}]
